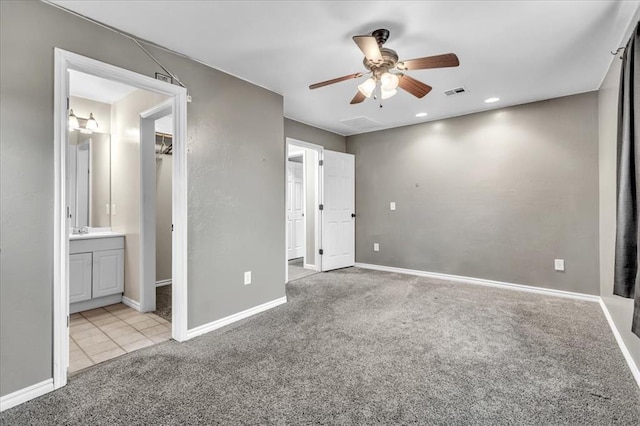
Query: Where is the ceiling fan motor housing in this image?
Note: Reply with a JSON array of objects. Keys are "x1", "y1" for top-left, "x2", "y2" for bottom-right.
[
  {"x1": 363, "y1": 48, "x2": 399, "y2": 76},
  {"x1": 371, "y1": 28, "x2": 390, "y2": 46}
]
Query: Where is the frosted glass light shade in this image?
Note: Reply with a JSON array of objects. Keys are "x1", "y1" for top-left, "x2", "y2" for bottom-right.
[
  {"x1": 381, "y1": 88, "x2": 397, "y2": 100},
  {"x1": 85, "y1": 113, "x2": 98, "y2": 130},
  {"x1": 380, "y1": 72, "x2": 399, "y2": 90},
  {"x1": 68, "y1": 109, "x2": 79, "y2": 130},
  {"x1": 357, "y1": 78, "x2": 376, "y2": 98}
]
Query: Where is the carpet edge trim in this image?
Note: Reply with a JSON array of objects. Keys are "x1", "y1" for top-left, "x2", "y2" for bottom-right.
[
  {"x1": 122, "y1": 296, "x2": 141, "y2": 312},
  {"x1": 354, "y1": 263, "x2": 600, "y2": 302},
  {"x1": 599, "y1": 299, "x2": 640, "y2": 389},
  {"x1": 186, "y1": 296, "x2": 287, "y2": 340},
  {"x1": 0, "y1": 378, "x2": 54, "y2": 412}
]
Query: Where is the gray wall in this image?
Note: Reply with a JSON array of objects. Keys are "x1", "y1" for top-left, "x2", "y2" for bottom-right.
[
  {"x1": 347, "y1": 93, "x2": 600, "y2": 295},
  {"x1": 598, "y1": 55, "x2": 640, "y2": 369},
  {"x1": 0, "y1": 1, "x2": 285, "y2": 397},
  {"x1": 284, "y1": 118, "x2": 346, "y2": 152}
]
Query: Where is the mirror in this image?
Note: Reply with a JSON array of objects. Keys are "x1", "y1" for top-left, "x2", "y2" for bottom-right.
[{"x1": 67, "y1": 131, "x2": 111, "y2": 228}]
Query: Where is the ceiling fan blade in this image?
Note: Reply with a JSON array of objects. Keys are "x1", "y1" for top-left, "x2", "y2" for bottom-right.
[
  {"x1": 397, "y1": 53, "x2": 459, "y2": 71},
  {"x1": 350, "y1": 91, "x2": 366, "y2": 104},
  {"x1": 352, "y1": 35, "x2": 383, "y2": 63},
  {"x1": 398, "y1": 74, "x2": 433, "y2": 98},
  {"x1": 309, "y1": 72, "x2": 363, "y2": 90}
]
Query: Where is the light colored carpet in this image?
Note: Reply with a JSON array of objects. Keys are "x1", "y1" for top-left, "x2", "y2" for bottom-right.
[
  {"x1": 153, "y1": 284, "x2": 172, "y2": 322},
  {"x1": 2, "y1": 267, "x2": 639, "y2": 424}
]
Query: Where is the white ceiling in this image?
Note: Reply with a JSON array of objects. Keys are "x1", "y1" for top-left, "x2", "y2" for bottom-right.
[
  {"x1": 69, "y1": 70, "x2": 136, "y2": 104},
  {"x1": 55, "y1": 1, "x2": 639, "y2": 136}
]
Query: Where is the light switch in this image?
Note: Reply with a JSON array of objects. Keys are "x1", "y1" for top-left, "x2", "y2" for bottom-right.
[
  {"x1": 554, "y1": 259, "x2": 565, "y2": 272},
  {"x1": 244, "y1": 271, "x2": 252, "y2": 285},
  {"x1": 390, "y1": 202, "x2": 396, "y2": 211}
]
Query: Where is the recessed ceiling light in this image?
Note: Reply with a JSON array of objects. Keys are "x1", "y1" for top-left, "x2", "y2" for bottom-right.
[
  {"x1": 484, "y1": 97, "x2": 500, "y2": 103},
  {"x1": 415, "y1": 112, "x2": 428, "y2": 117}
]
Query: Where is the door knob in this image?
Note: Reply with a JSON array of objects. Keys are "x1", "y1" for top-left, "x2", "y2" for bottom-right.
[{"x1": 351, "y1": 213, "x2": 356, "y2": 218}]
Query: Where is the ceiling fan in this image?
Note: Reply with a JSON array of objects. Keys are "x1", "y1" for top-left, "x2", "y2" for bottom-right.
[{"x1": 309, "y1": 29, "x2": 459, "y2": 104}]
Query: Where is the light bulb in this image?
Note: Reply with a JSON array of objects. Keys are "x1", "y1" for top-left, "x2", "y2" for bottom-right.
[
  {"x1": 381, "y1": 88, "x2": 397, "y2": 100},
  {"x1": 380, "y1": 72, "x2": 399, "y2": 90},
  {"x1": 68, "y1": 109, "x2": 79, "y2": 130},
  {"x1": 357, "y1": 78, "x2": 376, "y2": 98},
  {"x1": 86, "y1": 113, "x2": 98, "y2": 130}
]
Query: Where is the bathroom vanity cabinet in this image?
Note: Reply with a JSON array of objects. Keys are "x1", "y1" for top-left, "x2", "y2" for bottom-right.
[{"x1": 69, "y1": 233, "x2": 125, "y2": 313}]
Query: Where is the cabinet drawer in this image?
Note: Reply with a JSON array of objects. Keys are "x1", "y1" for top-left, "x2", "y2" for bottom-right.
[
  {"x1": 92, "y1": 249, "x2": 124, "y2": 298},
  {"x1": 70, "y1": 236, "x2": 124, "y2": 254}
]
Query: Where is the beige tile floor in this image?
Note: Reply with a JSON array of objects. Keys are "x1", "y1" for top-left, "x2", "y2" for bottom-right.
[{"x1": 69, "y1": 303, "x2": 171, "y2": 374}]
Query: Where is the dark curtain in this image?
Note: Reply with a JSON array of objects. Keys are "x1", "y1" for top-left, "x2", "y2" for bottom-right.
[{"x1": 613, "y1": 22, "x2": 640, "y2": 337}]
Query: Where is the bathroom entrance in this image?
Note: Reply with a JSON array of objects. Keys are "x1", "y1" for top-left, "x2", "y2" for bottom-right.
[
  {"x1": 54, "y1": 49, "x2": 188, "y2": 390},
  {"x1": 66, "y1": 71, "x2": 176, "y2": 374}
]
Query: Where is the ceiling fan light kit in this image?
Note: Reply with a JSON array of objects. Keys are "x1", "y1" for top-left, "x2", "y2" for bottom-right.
[
  {"x1": 358, "y1": 77, "x2": 376, "y2": 98},
  {"x1": 309, "y1": 28, "x2": 459, "y2": 106}
]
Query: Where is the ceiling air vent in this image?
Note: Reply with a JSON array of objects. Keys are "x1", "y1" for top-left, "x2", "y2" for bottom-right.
[
  {"x1": 444, "y1": 86, "x2": 468, "y2": 96},
  {"x1": 340, "y1": 116, "x2": 379, "y2": 131}
]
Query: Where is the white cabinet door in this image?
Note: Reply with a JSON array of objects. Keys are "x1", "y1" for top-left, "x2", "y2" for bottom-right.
[
  {"x1": 321, "y1": 150, "x2": 355, "y2": 271},
  {"x1": 69, "y1": 253, "x2": 92, "y2": 303},
  {"x1": 287, "y1": 160, "x2": 305, "y2": 260},
  {"x1": 93, "y1": 249, "x2": 124, "y2": 298}
]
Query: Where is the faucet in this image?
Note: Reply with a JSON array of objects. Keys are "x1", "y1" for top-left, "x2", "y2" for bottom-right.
[{"x1": 72, "y1": 226, "x2": 89, "y2": 235}]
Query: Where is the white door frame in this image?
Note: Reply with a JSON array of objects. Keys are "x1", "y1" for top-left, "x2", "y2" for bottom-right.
[
  {"x1": 139, "y1": 99, "x2": 173, "y2": 313},
  {"x1": 53, "y1": 49, "x2": 189, "y2": 391},
  {"x1": 285, "y1": 138, "x2": 322, "y2": 283}
]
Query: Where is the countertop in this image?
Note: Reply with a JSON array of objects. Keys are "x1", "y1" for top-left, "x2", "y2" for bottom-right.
[{"x1": 69, "y1": 231, "x2": 125, "y2": 241}]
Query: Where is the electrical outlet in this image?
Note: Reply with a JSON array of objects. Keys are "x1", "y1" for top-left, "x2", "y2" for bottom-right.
[
  {"x1": 390, "y1": 202, "x2": 396, "y2": 211},
  {"x1": 105, "y1": 203, "x2": 110, "y2": 215},
  {"x1": 374, "y1": 243, "x2": 380, "y2": 252},
  {"x1": 554, "y1": 259, "x2": 565, "y2": 272},
  {"x1": 112, "y1": 204, "x2": 116, "y2": 216},
  {"x1": 244, "y1": 271, "x2": 252, "y2": 285}
]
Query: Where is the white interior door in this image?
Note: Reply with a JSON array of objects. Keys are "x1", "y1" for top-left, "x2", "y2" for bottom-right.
[
  {"x1": 321, "y1": 150, "x2": 355, "y2": 271},
  {"x1": 287, "y1": 160, "x2": 305, "y2": 260}
]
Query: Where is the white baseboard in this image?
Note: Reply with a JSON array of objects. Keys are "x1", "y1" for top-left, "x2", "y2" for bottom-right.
[
  {"x1": 599, "y1": 299, "x2": 640, "y2": 389},
  {"x1": 156, "y1": 279, "x2": 172, "y2": 287},
  {"x1": 186, "y1": 296, "x2": 287, "y2": 340},
  {"x1": 354, "y1": 263, "x2": 600, "y2": 302},
  {"x1": 0, "y1": 378, "x2": 54, "y2": 412},
  {"x1": 121, "y1": 296, "x2": 141, "y2": 312},
  {"x1": 303, "y1": 263, "x2": 318, "y2": 271}
]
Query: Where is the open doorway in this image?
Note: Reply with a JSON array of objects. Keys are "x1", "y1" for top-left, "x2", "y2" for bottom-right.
[
  {"x1": 66, "y1": 72, "x2": 176, "y2": 374},
  {"x1": 285, "y1": 138, "x2": 356, "y2": 282},
  {"x1": 54, "y1": 49, "x2": 188, "y2": 390},
  {"x1": 152, "y1": 115, "x2": 174, "y2": 322},
  {"x1": 286, "y1": 139, "x2": 321, "y2": 282}
]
